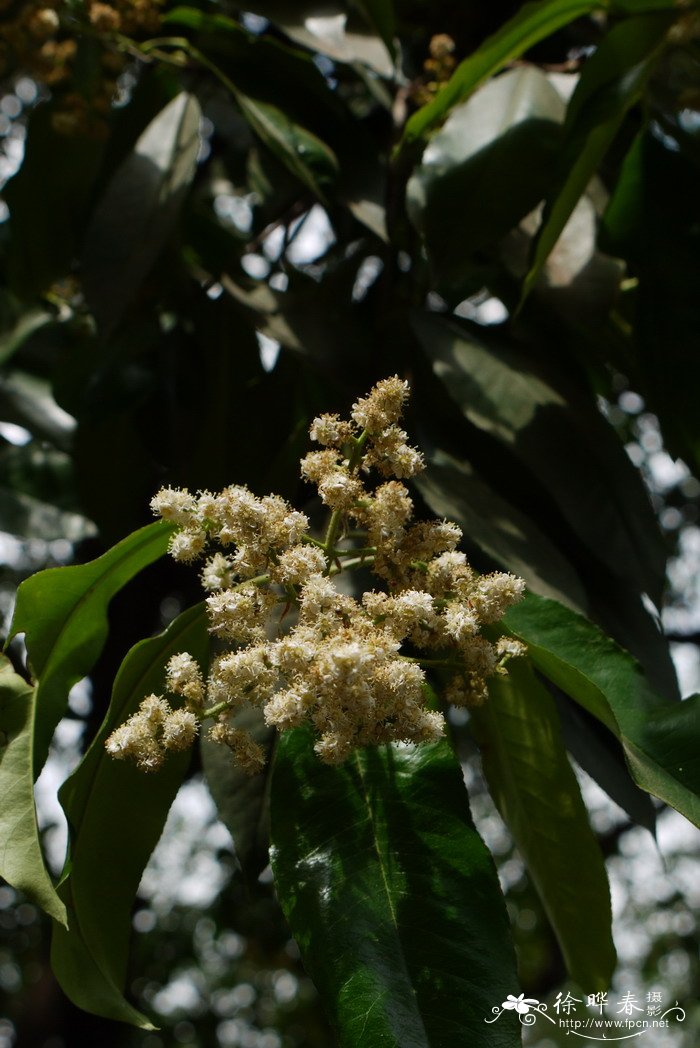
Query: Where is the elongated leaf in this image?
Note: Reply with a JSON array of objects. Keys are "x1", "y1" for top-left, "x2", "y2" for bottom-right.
[
  {"x1": 0, "y1": 307, "x2": 53, "y2": 367},
  {"x1": 407, "y1": 66, "x2": 563, "y2": 295},
  {"x1": 415, "y1": 447, "x2": 588, "y2": 612},
  {"x1": 201, "y1": 705, "x2": 274, "y2": 882},
  {"x1": 164, "y1": 9, "x2": 339, "y2": 197},
  {"x1": 270, "y1": 729, "x2": 521, "y2": 1047},
  {"x1": 402, "y1": 0, "x2": 597, "y2": 144},
  {"x1": 472, "y1": 659, "x2": 615, "y2": 989},
  {"x1": 82, "y1": 92, "x2": 201, "y2": 335},
  {"x1": 413, "y1": 310, "x2": 666, "y2": 606},
  {"x1": 504, "y1": 594, "x2": 700, "y2": 827},
  {"x1": 52, "y1": 603, "x2": 209, "y2": 1028},
  {"x1": 553, "y1": 690, "x2": 657, "y2": 834},
  {"x1": 8, "y1": 521, "x2": 173, "y2": 771},
  {"x1": 519, "y1": 14, "x2": 671, "y2": 307},
  {"x1": 0, "y1": 658, "x2": 66, "y2": 925}
]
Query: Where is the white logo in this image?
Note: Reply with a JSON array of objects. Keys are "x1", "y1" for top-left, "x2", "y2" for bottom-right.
[{"x1": 485, "y1": 990, "x2": 686, "y2": 1040}]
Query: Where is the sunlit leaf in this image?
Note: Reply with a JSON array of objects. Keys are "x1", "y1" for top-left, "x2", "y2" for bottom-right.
[
  {"x1": 270, "y1": 728, "x2": 521, "y2": 1047},
  {"x1": 519, "y1": 13, "x2": 672, "y2": 308},
  {"x1": 0, "y1": 657, "x2": 66, "y2": 925},
  {"x1": 8, "y1": 522, "x2": 173, "y2": 771}
]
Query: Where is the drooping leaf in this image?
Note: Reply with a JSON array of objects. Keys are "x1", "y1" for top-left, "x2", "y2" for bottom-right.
[
  {"x1": 412, "y1": 310, "x2": 667, "y2": 607},
  {"x1": 0, "y1": 306, "x2": 53, "y2": 368},
  {"x1": 0, "y1": 370, "x2": 75, "y2": 451},
  {"x1": 415, "y1": 447, "x2": 588, "y2": 612},
  {"x1": 553, "y1": 688, "x2": 657, "y2": 834},
  {"x1": 504, "y1": 593, "x2": 700, "y2": 827},
  {"x1": 472, "y1": 658, "x2": 616, "y2": 989},
  {"x1": 163, "y1": 9, "x2": 340, "y2": 197},
  {"x1": 407, "y1": 66, "x2": 563, "y2": 296},
  {"x1": 402, "y1": 0, "x2": 597, "y2": 145},
  {"x1": 0, "y1": 657, "x2": 66, "y2": 925},
  {"x1": 201, "y1": 705, "x2": 274, "y2": 882},
  {"x1": 270, "y1": 728, "x2": 521, "y2": 1047},
  {"x1": 8, "y1": 522, "x2": 173, "y2": 771},
  {"x1": 52, "y1": 603, "x2": 209, "y2": 1028},
  {"x1": 82, "y1": 92, "x2": 201, "y2": 335},
  {"x1": 519, "y1": 13, "x2": 672, "y2": 307},
  {"x1": 239, "y1": 1, "x2": 395, "y2": 75}
]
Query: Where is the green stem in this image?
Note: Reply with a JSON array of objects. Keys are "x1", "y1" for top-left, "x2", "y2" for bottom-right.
[{"x1": 321, "y1": 430, "x2": 370, "y2": 572}]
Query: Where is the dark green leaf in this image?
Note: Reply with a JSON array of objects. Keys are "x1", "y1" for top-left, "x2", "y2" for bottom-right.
[
  {"x1": 518, "y1": 14, "x2": 671, "y2": 307},
  {"x1": 270, "y1": 728, "x2": 521, "y2": 1047},
  {"x1": 504, "y1": 594, "x2": 700, "y2": 827},
  {"x1": 82, "y1": 92, "x2": 201, "y2": 335},
  {"x1": 201, "y1": 705, "x2": 274, "y2": 882},
  {"x1": 4, "y1": 106, "x2": 105, "y2": 296},
  {"x1": 413, "y1": 310, "x2": 667, "y2": 606},
  {"x1": 553, "y1": 689, "x2": 657, "y2": 834},
  {"x1": 52, "y1": 603, "x2": 209, "y2": 1028},
  {"x1": 415, "y1": 447, "x2": 588, "y2": 612},
  {"x1": 0, "y1": 657, "x2": 66, "y2": 925},
  {"x1": 407, "y1": 66, "x2": 562, "y2": 295},
  {"x1": 0, "y1": 371, "x2": 75, "y2": 451},
  {"x1": 8, "y1": 522, "x2": 173, "y2": 771},
  {"x1": 472, "y1": 658, "x2": 615, "y2": 989}
]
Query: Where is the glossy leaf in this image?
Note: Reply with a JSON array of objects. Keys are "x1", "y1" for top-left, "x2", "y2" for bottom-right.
[
  {"x1": 0, "y1": 657, "x2": 66, "y2": 925},
  {"x1": 164, "y1": 9, "x2": 340, "y2": 197},
  {"x1": 472, "y1": 658, "x2": 615, "y2": 989},
  {"x1": 407, "y1": 66, "x2": 563, "y2": 295},
  {"x1": 504, "y1": 594, "x2": 700, "y2": 827},
  {"x1": 270, "y1": 728, "x2": 521, "y2": 1047},
  {"x1": 238, "y1": 2, "x2": 394, "y2": 75},
  {"x1": 0, "y1": 306, "x2": 52, "y2": 367},
  {"x1": 82, "y1": 92, "x2": 201, "y2": 335},
  {"x1": 402, "y1": 0, "x2": 597, "y2": 144},
  {"x1": 8, "y1": 521, "x2": 173, "y2": 770},
  {"x1": 413, "y1": 310, "x2": 667, "y2": 606},
  {"x1": 201, "y1": 705, "x2": 275, "y2": 882},
  {"x1": 519, "y1": 14, "x2": 671, "y2": 307},
  {"x1": 52, "y1": 603, "x2": 209, "y2": 1028}
]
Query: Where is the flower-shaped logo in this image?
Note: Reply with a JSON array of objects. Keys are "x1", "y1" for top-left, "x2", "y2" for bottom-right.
[{"x1": 502, "y1": 993, "x2": 540, "y2": 1015}]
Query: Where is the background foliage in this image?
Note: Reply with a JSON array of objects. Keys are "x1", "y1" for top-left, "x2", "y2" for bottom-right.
[{"x1": 0, "y1": 0, "x2": 699, "y2": 1046}]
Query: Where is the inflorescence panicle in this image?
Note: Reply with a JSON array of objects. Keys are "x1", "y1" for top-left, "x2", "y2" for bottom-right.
[{"x1": 105, "y1": 377, "x2": 526, "y2": 773}]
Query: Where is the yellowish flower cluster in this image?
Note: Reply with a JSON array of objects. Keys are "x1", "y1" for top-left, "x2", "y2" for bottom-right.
[{"x1": 106, "y1": 378, "x2": 526, "y2": 774}]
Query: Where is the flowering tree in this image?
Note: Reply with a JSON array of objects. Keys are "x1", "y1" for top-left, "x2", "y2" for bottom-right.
[{"x1": 0, "y1": 1, "x2": 699, "y2": 1045}]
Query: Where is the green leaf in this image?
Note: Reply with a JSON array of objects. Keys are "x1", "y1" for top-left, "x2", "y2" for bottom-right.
[
  {"x1": 504, "y1": 593, "x2": 700, "y2": 827},
  {"x1": 270, "y1": 729, "x2": 521, "y2": 1047},
  {"x1": 163, "y1": 10, "x2": 340, "y2": 197},
  {"x1": 0, "y1": 657, "x2": 66, "y2": 925},
  {"x1": 412, "y1": 310, "x2": 667, "y2": 607},
  {"x1": 402, "y1": 0, "x2": 598, "y2": 145},
  {"x1": 0, "y1": 488, "x2": 95, "y2": 543},
  {"x1": 472, "y1": 658, "x2": 615, "y2": 989},
  {"x1": 414, "y1": 447, "x2": 588, "y2": 612},
  {"x1": 518, "y1": 14, "x2": 671, "y2": 308},
  {"x1": 406, "y1": 66, "x2": 563, "y2": 296},
  {"x1": 201, "y1": 705, "x2": 274, "y2": 882},
  {"x1": 8, "y1": 521, "x2": 173, "y2": 771},
  {"x1": 82, "y1": 92, "x2": 201, "y2": 335},
  {"x1": 52, "y1": 603, "x2": 209, "y2": 1028}
]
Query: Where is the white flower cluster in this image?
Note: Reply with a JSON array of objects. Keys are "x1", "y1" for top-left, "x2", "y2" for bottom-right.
[{"x1": 106, "y1": 378, "x2": 526, "y2": 773}]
